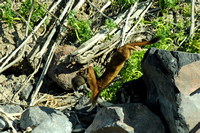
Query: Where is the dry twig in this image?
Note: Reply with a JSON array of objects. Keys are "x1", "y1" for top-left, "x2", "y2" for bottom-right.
[
  {"x1": 120, "y1": 2, "x2": 138, "y2": 47},
  {"x1": 189, "y1": 0, "x2": 195, "y2": 38},
  {"x1": 35, "y1": 0, "x2": 74, "y2": 58},
  {"x1": 87, "y1": 0, "x2": 113, "y2": 20},
  {"x1": 30, "y1": 40, "x2": 58, "y2": 106},
  {"x1": 123, "y1": 1, "x2": 154, "y2": 44},
  {"x1": 25, "y1": 0, "x2": 35, "y2": 36},
  {"x1": 100, "y1": 1, "x2": 112, "y2": 12}
]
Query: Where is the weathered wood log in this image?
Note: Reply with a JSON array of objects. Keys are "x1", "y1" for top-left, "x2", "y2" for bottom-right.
[{"x1": 68, "y1": 1, "x2": 152, "y2": 64}]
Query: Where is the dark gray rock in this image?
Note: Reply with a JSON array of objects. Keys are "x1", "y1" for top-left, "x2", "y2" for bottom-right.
[
  {"x1": 20, "y1": 84, "x2": 33, "y2": 100},
  {"x1": 141, "y1": 48, "x2": 200, "y2": 133},
  {"x1": 73, "y1": 95, "x2": 97, "y2": 130},
  {"x1": 63, "y1": 110, "x2": 78, "y2": 127},
  {"x1": 31, "y1": 113, "x2": 71, "y2": 133},
  {"x1": 120, "y1": 77, "x2": 147, "y2": 103},
  {"x1": 86, "y1": 103, "x2": 165, "y2": 133},
  {"x1": 0, "y1": 105, "x2": 23, "y2": 131},
  {"x1": 62, "y1": 95, "x2": 97, "y2": 132},
  {"x1": 20, "y1": 106, "x2": 72, "y2": 133}
]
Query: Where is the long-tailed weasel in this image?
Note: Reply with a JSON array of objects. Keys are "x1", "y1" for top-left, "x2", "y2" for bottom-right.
[{"x1": 84, "y1": 36, "x2": 161, "y2": 107}]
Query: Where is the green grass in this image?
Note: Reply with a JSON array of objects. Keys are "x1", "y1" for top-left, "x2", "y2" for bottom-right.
[
  {"x1": 179, "y1": 31, "x2": 200, "y2": 53},
  {"x1": 105, "y1": 19, "x2": 117, "y2": 29},
  {"x1": 93, "y1": 66, "x2": 102, "y2": 78},
  {"x1": 112, "y1": 0, "x2": 139, "y2": 9},
  {"x1": 0, "y1": 0, "x2": 18, "y2": 28},
  {"x1": 67, "y1": 10, "x2": 93, "y2": 44},
  {"x1": 20, "y1": 0, "x2": 47, "y2": 28},
  {"x1": 100, "y1": 81, "x2": 122, "y2": 103},
  {"x1": 159, "y1": 0, "x2": 178, "y2": 12},
  {"x1": 0, "y1": 0, "x2": 47, "y2": 29},
  {"x1": 120, "y1": 51, "x2": 146, "y2": 82}
]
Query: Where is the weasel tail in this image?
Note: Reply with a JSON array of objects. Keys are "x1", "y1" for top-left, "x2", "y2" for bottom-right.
[{"x1": 84, "y1": 36, "x2": 161, "y2": 108}]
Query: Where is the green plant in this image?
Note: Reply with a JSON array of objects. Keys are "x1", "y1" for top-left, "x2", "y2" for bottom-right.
[
  {"x1": 182, "y1": 4, "x2": 191, "y2": 17},
  {"x1": 104, "y1": 19, "x2": 117, "y2": 41},
  {"x1": 190, "y1": 33, "x2": 200, "y2": 53},
  {"x1": 100, "y1": 81, "x2": 122, "y2": 103},
  {"x1": 0, "y1": 0, "x2": 47, "y2": 29},
  {"x1": 143, "y1": 13, "x2": 190, "y2": 51},
  {"x1": 105, "y1": 19, "x2": 117, "y2": 29},
  {"x1": 20, "y1": 0, "x2": 47, "y2": 28},
  {"x1": 93, "y1": 66, "x2": 102, "y2": 78},
  {"x1": 174, "y1": 3, "x2": 200, "y2": 53},
  {"x1": 67, "y1": 10, "x2": 93, "y2": 44},
  {"x1": 179, "y1": 31, "x2": 200, "y2": 53},
  {"x1": 0, "y1": 0, "x2": 19, "y2": 28},
  {"x1": 158, "y1": 0, "x2": 178, "y2": 11},
  {"x1": 120, "y1": 51, "x2": 146, "y2": 82}
]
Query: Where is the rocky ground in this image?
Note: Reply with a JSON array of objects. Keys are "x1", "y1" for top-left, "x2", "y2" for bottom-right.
[{"x1": 0, "y1": 0, "x2": 200, "y2": 133}]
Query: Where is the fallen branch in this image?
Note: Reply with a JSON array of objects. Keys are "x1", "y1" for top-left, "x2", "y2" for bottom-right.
[
  {"x1": 87, "y1": 0, "x2": 113, "y2": 20},
  {"x1": 100, "y1": 1, "x2": 112, "y2": 12},
  {"x1": 25, "y1": 0, "x2": 35, "y2": 36},
  {"x1": 69, "y1": 9, "x2": 130, "y2": 63},
  {"x1": 0, "y1": 46, "x2": 9, "y2": 64},
  {"x1": 30, "y1": 40, "x2": 57, "y2": 106},
  {"x1": 123, "y1": 1, "x2": 154, "y2": 44},
  {"x1": 69, "y1": 1, "x2": 152, "y2": 64},
  {"x1": 35, "y1": 0, "x2": 74, "y2": 58},
  {"x1": 9, "y1": 1, "x2": 35, "y2": 98},
  {"x1": 73, "y1": 0, "x2": 86, "y2": 12},
  {"x1": 120, "y1": 2, "x2": 138, "y2": 47}
]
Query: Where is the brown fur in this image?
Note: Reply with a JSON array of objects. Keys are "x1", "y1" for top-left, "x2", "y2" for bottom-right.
[{"x1": 85, "y1": 37, "x2": 161, "y2": 106}]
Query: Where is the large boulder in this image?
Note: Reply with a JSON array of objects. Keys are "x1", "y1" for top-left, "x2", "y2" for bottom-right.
[
  {"x1": 20, "y1": 106, "x2": 72, "y2": 133},
  {"x1": 48, "y1": 45, "x2": 84, "y2": 90},
  {"x1": 86, "y1": 103, "x2": 165, "y2": 133},
  {"x1": 141, "y1": 48, "x2": 200, "y2": 133}
]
